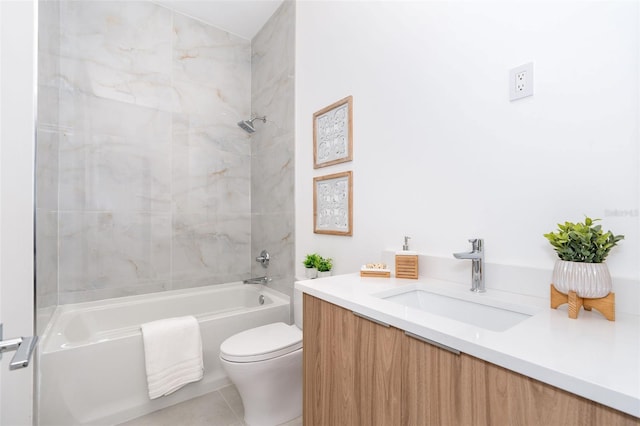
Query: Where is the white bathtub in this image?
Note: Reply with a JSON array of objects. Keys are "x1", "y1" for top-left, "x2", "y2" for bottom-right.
[{"x1": 38, "y1": 283, "x2": 290, "y2": 426}]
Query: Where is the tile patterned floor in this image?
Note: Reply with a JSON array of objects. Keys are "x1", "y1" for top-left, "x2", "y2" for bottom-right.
[{"x1": 119, "y1": 385, "x2": 302, "y2": 426}]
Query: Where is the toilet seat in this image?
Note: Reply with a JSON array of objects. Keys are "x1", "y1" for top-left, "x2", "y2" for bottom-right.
[{"x1": 220, "y1": 322, "x2": 302, "y2": 363}]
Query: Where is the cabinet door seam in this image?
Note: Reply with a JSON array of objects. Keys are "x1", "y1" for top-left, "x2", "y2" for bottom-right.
[{"x1": 404, "y1": 331, "x2": 461, "y2": 355}]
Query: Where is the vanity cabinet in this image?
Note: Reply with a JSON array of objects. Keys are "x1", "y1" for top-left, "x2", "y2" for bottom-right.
[
  {"x1": 303, "y1": 294, "x2": 639, "y2": 426},
  {"x1": 303, "y1": 293, "x2": 402, "y2": 425}
]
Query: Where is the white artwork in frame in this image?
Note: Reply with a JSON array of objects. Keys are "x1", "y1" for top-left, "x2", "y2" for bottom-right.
[
  {"x1": 313, "y1": 171, "x2": 353, "y2": 236},
  {"x1": 313, "y1": 96, "x2": 353, "y2": 169}
]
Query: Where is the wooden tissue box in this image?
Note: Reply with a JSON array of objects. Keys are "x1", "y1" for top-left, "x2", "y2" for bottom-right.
[{"x1": 395, "y1": 254, "x2": 418, "y2": 279}]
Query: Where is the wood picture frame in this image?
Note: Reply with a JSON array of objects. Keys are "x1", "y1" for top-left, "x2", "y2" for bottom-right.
[
  {"x1": 313, "y1": 171, "x2": 353, "y2": 236},
  {"x1": 313, "y1": 96, "x2": 353, "y2": 169}
]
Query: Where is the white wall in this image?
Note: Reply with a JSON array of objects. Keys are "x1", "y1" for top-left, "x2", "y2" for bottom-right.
[
  {"x1": 295, "y1": 1, "x2": 639, "y2": 283},
  {"x1": 0, "y1": 1, "x2": 36, "y2": 423}
]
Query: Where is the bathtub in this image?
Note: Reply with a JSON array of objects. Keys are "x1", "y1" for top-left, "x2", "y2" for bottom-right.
[{"x1": 38, "y1": 283, "x2": 290, "y2": 426}]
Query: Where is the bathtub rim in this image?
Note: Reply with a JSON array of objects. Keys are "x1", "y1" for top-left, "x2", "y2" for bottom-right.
[{"x1": 39, "y1": 282, "x2": 291, "y2": 354}]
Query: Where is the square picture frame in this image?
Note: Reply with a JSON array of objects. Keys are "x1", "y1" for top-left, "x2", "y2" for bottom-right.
[
  {"x1": 313, "y1": 96, "x2": 353, "y2": 169},
  {"x1": 313, "y1": 171, "x2": 353, "y2": 236}
]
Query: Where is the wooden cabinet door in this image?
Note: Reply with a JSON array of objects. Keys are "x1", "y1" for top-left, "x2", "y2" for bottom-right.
[
  {"x1": 460, "y1": 354, "x2": 640, "y2": 426},
  {"x1": 303, "y1": 294, "x2": 402, "y2": 426},
  {"x1": 458, "y1": 352, "x2": 509, "y2": 426},
  {"x1": 402, "y1": 333, "x2": 639, "y2": 426},
  {"x1": 303, "y1": 294, "x2": 359, "y2": 425},
  {"x1": 402, "y1": 332, "x2": 463, "y2": 426},
  {"x1": 356, "y1": 312, "x2": 402, "y2": 425}
]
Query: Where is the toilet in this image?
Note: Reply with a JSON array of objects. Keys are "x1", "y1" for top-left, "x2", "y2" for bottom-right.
[{"x1": 219, "y1": 289, "x2": 303, "y2": 426}]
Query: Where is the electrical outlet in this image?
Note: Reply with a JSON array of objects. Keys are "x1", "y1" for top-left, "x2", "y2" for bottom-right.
[
  {"x1": 516, "y1": 71, "x2": 526, "y2": 92},
  {"x1": 510, "y1": 62, "x2": 534, "y2": 101}
]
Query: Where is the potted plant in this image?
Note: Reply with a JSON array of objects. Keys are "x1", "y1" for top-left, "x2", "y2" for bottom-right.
[
  {"x1": 544, "y1": 216, "x2": 624, "y2": 298},
  {"x1": 303, "y1": 253, "x2": 321, "y2": 279},
  {"x1": 317, "y1": 257, "x2": 333, "y2": 278}
]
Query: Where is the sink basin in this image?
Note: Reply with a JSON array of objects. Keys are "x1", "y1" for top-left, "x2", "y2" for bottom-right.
[{"x1": 378, "y1": 287, "x2": 536, "y2": 332}]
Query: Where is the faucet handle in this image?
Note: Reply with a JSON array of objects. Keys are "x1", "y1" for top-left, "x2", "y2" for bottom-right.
[{"x1": 468, "y1": 238, "x2": 483, "y2": 251}]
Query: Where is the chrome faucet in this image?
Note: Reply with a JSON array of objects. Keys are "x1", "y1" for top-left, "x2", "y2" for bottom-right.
[
  {"x1": 243, "y1": 276, "x2": 272, "y2": 285},
  {"x1": 453, "y1": 238, "x2": 485, "y2": 293}
]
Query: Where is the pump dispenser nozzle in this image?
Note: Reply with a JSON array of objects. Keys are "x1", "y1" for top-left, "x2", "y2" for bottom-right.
[{"x1": 403, "y1": 236, "x2": 411, "y2": 251}]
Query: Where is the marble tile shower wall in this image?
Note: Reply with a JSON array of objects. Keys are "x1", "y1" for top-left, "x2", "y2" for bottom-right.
[
  {"x1": 251, "y1": 1, "x2": 295, "y2": 298},
  {"x1": 39, "y1": 1, "x2": 254, "y2": 304}
]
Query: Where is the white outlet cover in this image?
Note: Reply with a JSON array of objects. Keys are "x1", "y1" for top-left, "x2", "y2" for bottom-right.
[{"x1": 509, "y1": 62, "x2": 534, "y2": 101}]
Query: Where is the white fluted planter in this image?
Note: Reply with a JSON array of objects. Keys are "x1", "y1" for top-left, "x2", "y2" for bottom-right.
[
  {"x1": 305, "y1": 267, "x2": 318, "y2": 279},
  {"x1": 551, "y1": 259, "x2": 612, "y2": 298}
]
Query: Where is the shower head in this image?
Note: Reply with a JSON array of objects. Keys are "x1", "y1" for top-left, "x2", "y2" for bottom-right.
[{"x1": 237, "y1": 116, "x2": 266, "y2": 133}]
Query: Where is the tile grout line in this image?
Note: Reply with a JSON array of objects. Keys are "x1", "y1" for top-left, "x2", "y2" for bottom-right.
[{"x1": 218, "y1": 386, "x2": 244, "y2": 424}]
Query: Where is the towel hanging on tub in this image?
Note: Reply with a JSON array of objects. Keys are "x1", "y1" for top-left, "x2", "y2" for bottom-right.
[{"x1": 140, "y1": 315, "x2": 204, "y2": 399}]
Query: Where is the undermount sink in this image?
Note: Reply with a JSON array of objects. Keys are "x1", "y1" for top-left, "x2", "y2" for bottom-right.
[{"x1": 376, "y1": 285, "x2": 538, "y2": 332}]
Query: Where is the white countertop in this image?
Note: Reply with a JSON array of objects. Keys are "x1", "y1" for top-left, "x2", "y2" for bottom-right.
[{"x1": 295, "y1": 274, "x2": 640, "y2": 418}]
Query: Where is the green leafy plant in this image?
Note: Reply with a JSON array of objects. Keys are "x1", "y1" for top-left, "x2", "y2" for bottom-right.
[
  {"x1": 303, "y1": 253, "x2": 321, "y2": 269},
  {"x1": 317, "y1": 256, "x2": 333, "y2": 272},
  {"x1": 543, "y1": 217, "x2": 624, "y2": 263}
]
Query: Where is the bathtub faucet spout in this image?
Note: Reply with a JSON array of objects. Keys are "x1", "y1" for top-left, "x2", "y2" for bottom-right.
[{"x1": 243, "y1": 276, "x2": 271, "y2": 285}]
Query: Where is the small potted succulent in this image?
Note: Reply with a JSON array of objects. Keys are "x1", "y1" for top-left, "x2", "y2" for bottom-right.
[
  {"x1": 317, "y1": 256, "x2": 333, "y2": 278},
  {"x1": 303, "y1": 253, "x2": 321, "y2": 279},
  {"x1": 544, "y1": 216, "x2": 624, "y2": 298}
]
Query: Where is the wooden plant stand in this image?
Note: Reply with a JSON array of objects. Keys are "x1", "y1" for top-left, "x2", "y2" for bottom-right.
[{"x1": 550, "y1": 284, "x2": 615, "y2": 321}]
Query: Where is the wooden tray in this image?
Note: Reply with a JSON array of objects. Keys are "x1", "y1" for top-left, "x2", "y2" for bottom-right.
[{"x1": 360, "y1": 270, "x2": 391, "y2": 278}]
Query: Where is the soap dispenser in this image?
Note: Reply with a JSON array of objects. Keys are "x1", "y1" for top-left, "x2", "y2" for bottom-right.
[{"x1": 395, "y1": 236, "x2": 419, "y2": 279}]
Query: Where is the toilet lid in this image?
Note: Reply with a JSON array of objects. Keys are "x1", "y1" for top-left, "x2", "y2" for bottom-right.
[{"x1": 220, "y1": 322, "x2": 302, "y2": 363}]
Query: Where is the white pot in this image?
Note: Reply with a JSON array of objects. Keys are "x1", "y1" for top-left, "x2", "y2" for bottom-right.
[
  {"x1": 317, "y1": 271, "x2": 332, "y2": 278},
  {"x1": 551, "y1": 259, "x2": 612, "y2": 298},
  {"x1": 305, "y1": 267, "x2": 318, "y2": 279}
]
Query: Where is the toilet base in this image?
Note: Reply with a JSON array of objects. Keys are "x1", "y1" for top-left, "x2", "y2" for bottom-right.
[{"x1": 221, "y1": 348, "x2": 302, "y2": 426}]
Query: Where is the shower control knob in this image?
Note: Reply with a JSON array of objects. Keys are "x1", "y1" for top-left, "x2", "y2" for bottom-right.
[{"x1": 255, "y1": 250, "x2": 270, "y2": 268}]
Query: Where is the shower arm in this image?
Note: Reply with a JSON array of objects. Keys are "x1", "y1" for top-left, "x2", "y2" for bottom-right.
[{"x1": 237, "y1": 116, "x2": 267, "y2": 133}]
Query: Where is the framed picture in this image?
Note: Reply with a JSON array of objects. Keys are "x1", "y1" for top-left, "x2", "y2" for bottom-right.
[
  {"x1": 313, "y1": 96, "x2": 353, "y2": 169},
  {"x1": 314, "y1": 171, "x2": 353, "y2": 236}
]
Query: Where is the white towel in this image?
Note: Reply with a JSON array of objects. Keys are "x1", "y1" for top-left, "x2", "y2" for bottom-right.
[{"x1": 140, "y1": 315, "x2": 204, "y2": 400}]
